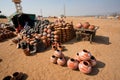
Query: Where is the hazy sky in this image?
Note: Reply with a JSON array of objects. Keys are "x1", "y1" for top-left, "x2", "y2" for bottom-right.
[{"x1": 0, "y1": 0, "x2": 120, "y2": 17}]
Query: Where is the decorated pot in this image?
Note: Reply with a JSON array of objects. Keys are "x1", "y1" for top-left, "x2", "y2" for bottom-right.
[
  {"x1": 89, "y1": 25, "x2": 95, "y2": 30},
  {"x1": 67, "y1": 58, "x2": 79, "y2": 70},
  {"x1": 82, "y1": 22, "x2": 90, "y2": 29},
  {"x1": 74, "y1": 53, "x2": 81, "y2": 62},
  {"x1": 89, "y1": 56, "x2": 97, "y2": 67},
  {"x1": 79, "y1": 49, "x2": 91, "y2": 61},
  {"x1": 50, "y1": 55, "x2": 58, "y2": 64},
  {"x1": 54, "y1": 50, "x2": 63, "y2": 58},
  {"x1": 57, "y1": 57, "x2": 66, "y2": 66},
  {"x1": 76, "y1": 23, "x2": 83, "y2": 29},
  {"x1": 79, "y1": 61, "x2": 92, "y2": 74}
]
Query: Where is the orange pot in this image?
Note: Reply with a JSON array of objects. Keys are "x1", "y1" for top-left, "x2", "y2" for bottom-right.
[
  {"x1": 54, "y1": 50, "x2": 63, "y2": 58},
  {"x1": 52, "y1": 45, "x2": 57, "y2": 51},
  {"x1": 44, "y1": 28, "x2": 48, "y2": 32},
  {"x1": 47, "y1": 29, "x2": 52, "y2": 34},
  {"x1": 79, "y1": 49, "x2": 91, "y2": 61},
  {"x1": 76, "y1": 23, "x2": 82, "y2": 28},
  {"x1": 50, "y1": 55, "x2": 58, "y2": 64},
  {"x1": 89, "y1": 56, "x2": 97, "y2": 67},
  {"x1": 54, "y1": 35, "x2": 59, "y2": 39},
  {"x1": 79, "y1": 61, "x2": 92, "y2": 74},
  {"x1": 67, "y1": 58, "x2": 79, "y2": 70},
  {"x1": 89, "y1": 25, "x2": 95, "y2": 30},
  {"x1": 83, "y1": 22, "x2": 90, "y2": 29},
  {"x1": 74, "y1": 53, "x2": 81, "y2": 62},
  {"x1": 57, "y1": 45, "x2": 63, "y2": 51},
  {"x1": 57, "y1": 57, "x2": 66, "y2": 66}
]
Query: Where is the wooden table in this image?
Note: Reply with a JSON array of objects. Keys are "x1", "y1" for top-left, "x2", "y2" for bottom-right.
[{"x1": 75, "y1": 26, "x2": 99, "y2": 43}]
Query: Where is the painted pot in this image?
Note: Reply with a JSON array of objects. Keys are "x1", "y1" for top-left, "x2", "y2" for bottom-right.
[
  {"x1": 74, "y1": 53, "x2": 81, "y2": 62},
  {"x1": 83, "y1": 22, "x2": 90, "y2": 29},
  {"x1": 67, "y1": 58, "x2": 79, "y2": 70},
  {"x1": 79, "y1": 49, "x2": 91, "y2": 61},
  {"x1": 57, "y1": 57, "x2": 66, "y2": 66},
  {"x1": 54, "y1": 50, "x2": 63, "y2": 58},
  {"x1": 76, "y1": 23, "x2": 83, "y2": 28},
  {"x1": 89, "y1": 25, "x2": 95, "y2": 30},
  {"x1": 50, "y1": 55, "x2": 58, "y2": 64},
  {"x1": 89, "y1": 56, "x2": 97, "y2": 67},
  {"x1": 79, "y1": 61, "x2": 92, "y2": 74}
]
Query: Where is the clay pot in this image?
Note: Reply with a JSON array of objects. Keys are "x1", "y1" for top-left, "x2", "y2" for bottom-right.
[
  {"x1": 54, "y1": 31, "x2": 59, "y2": 35},
  {"x1": 57, "y1": 57, "x2": 66, "y2": 66},
  {"x1": 79, "y1": 61, "x2": 92, "y2": 74},
  {"x1": 79, "y1": 49, "x2": 91, "y2": 61},
  {"x1": 47, "y1": 29, "x2": 52, "y2": 34},
  {"x1": 67, "y1": 58, "x2": 79, "y2": 70},
  {"x1": 42, "y1": 32, "x2": 47, "y2": 36},
  {"x1": 23, "y1": 48, "x2": 30, "y2": 56},
  {"x1": 42, "y1": 39, "x2": 48, "y2": 47},
  {"x1": 74, "y1": 53, "x2": 81, "y2": 62},
  {"x1": 47, "y1": 34, "x2": 51, "y2": 38},
  {"x1": 47, "y1": 25, "x2": 51, "y2": 29},
  {"x1": 54, "y1": 35, "x2": 59, "y2": 39},
  {"x1": 57, "y1": 45, "x2": 63, "y2": 51},
  {"x1": 54, "y1": 50, "x2": 63, "y2": 58},
  {"x1": 41, "y1": 36, "x2": 47, "y2": 40},
  {"x1": 89, "y1": 25, "x2": 95, "y2": 30},
  {"x1": 76, "y1": 23, "x2": 82, "y2": 28},
  {"x1": 50, "y1": 55, "x2": 58, "y2": 64},
  {"x1": 83, "y1": 22, "x2": 90, "y2": 29},
  {"x1": 52, "y1": 45, "x2": 57, "y2": 51},
  {"x1": 44, "y1": 28, "x2": 48, "y2": 32},
  {"x1": 89, "y1": 56, "x2": 97, "y2": 67}
]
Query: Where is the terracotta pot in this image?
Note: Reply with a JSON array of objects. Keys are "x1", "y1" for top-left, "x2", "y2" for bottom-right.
[
  {"x1": 47, "y1": 29, "x2": 52, "y2": 34},
  {"x1": 74, "y1": 53, "x2": 81, "y2": 62},
  {"x1": 67, "y1": 58, "x2": 79, "y2": 70},
  {"x1": 44, "y1": 28, "x2": 48, "y2": 32},
  {"x1": 52, "y1": 45, "x2": 57, "y2": 51},
  {"x1": 89, "y1": 56, "x2": 97, "y2": 67},
  {"x1": 57, "y1": 45, "x2": 63, "y2": 51},
  {"x1": 42, "y1": 32, "x2": 47, "y2": 36},
  {"x1": 47, "y1": 34, "x2": 51, "y2": 38},
  {"x1": 89, "y1": 25, "x2": 95, "y2": 30},
  {"x1": 50, "y1": 55, "x2": 58, "y2": 64},
  {"x1": 54, "y1": 50, "x2": 63, "y2": 58},
  {"x1": 79, "y1": 49, "x2": 91, "y2": 61},
  {"x1": 23, "y1": 48, "x2": 30, "y2": 56},
  {"x1": 79, "y1": 61, "x2": 92, "y2": 74},
  {"x1": 83, "y1": 22, "x2": 90, "y2": 29},
  {"x1": 76, "y1": 23, "x2": 82, "y2": 28},
  {"x1": 41, "y1": 36, "x2": 47, "y2": 40},
  {"x1": 54, "y1": 35, "x2": 59, "y2": 39},
  {"x1": 42, "y1": 39, "x2": 48, "y2": 47},
  {"x1": 47, "y1": 25, "x2": 51, "y2": 29},
  {"x1": 57, "y1": 57, "x2": 66, "y2": 66},
  {"x1": 54, "y1": 31, "x2": 59, "y2": 35}
]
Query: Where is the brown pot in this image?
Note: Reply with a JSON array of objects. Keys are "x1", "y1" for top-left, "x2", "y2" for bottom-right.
[
  {"x1": 54, "y1": 50, "x2": 63, "y2": 58},
  {"x1": 89, "y1": 25, "x2": 95, "y2": 30},
  {"x1": 83, "y1": 22, "x2": 90, "y2": 29},
  {"x1": 50, "y1": 55, "x2": 58, "y2": 64},
  {"x1": 67, "y1": 58, "x2": 79, "y2": 70},
  {"x1": 79, "y1": 61, "x2": 92, "y2": 74},
  {"x1": 74, "y1": 53, "x2": 81, "y2": 62},
  {"x1": 89, "y1": 56, "x2": 97, "y2": 67},
  {"x1": 57, "y1": 57, "x2": 66, "y2": 66}
]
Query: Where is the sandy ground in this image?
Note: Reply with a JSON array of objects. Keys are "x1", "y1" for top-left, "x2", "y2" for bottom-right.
[{"x1": 0, "y1": 17, "x2": 120, "y2": 80}]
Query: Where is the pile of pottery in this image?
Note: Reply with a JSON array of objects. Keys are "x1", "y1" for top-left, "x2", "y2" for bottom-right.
[
  {"x1": 53, "y1": 22, "x2": 75, "y2": 43},
  {"x1": 0, "y1": 28, "x2": 16, "y2": 41},
  {"x1": 50, "y1": 42, "x2": 66, "y2": 66},
  {"x1": 2, "y1": 72, "x2": 26, "y2": 80},
  {"x1": 75, "y1": 22, "x2": 95, "y2": 30},
  {"x1": 68, "y1": 49, "x2": 97, "y2": 74}
]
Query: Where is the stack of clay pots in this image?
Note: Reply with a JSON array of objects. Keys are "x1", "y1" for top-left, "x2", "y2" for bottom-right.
[
  {"x1": 67, "y1": 49, "x2": 97, "y2": 74},
  {"x1": 50, "y1": 50, "x2": 66, "y2": 66},
  {"x1": 54, "y1": 22, "x2": 75, "y2": 43},
  {"x1": 75, "y1": 22, "x2": 95, "y2": 30},
  {"x1": 0, "y1": 28, "x2": 16, "y2": 41}
]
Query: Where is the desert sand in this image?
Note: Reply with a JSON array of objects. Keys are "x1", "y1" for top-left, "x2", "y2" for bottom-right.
[{"x1": 0, "y1": 17, "x2": 120, "y2": 80}]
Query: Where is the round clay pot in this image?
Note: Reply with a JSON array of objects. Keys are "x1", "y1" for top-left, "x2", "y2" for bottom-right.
[
  {"x1": 89, "y1": 25, "x2": 95, "y2": 30},
  {"x1": 79, "y1": 61, "x2": 92, "y2": 74},
  {"x1": 76, "y1": 23, "x2": 83, "y2": 28},
  {"x1": 47, "y1": 34, "x2": 51, "y2": 38},
  {"x1": 44, "y1": 28, "x2": 48, "y2": 32},
  {"x1": 54, "y1": 35, "x2": 59, "y2": 39},
  {"x1": 79, "y1": 49, "x2": 91, "y2": 61},
  {"x1": 42, "y1": 32, "x2": 47, "y2": 36},
  {"x1": 41, "y1": 36, "x2": 47, "y2": 40},
  {"x1": 57, "y1": 45, "x2": 63, "y2": 51},
  {"x1": 57, "y1": 57, "x2": 66, "y2": 66},
  {"x1": 83, "y1": 22, "x2": 90, "y2": 29},
  {"x1": 89, "y1": 56, "x2": 97, "y2": 67},
  {"x1": 67, "y1": 58, "x2": 79, "y2": 70},
  {"x1": 50, "y1": 55, "x2": 58, "y2": 64},
  {"x1": 52, "y1": 45, "x2": 57, "y2": 51},
  {"x1": 47, "y1": 29, "x2": 52, "y2": 34},
  {"x1": 54, "y1": 50, "x2": 63, "y2": 58},
  {"x1": 54, "y1": 31, "x2": 59, "y2": 35},
  {"x1": 74, "y1": 53, "x2": 81, "y2": 62}
]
